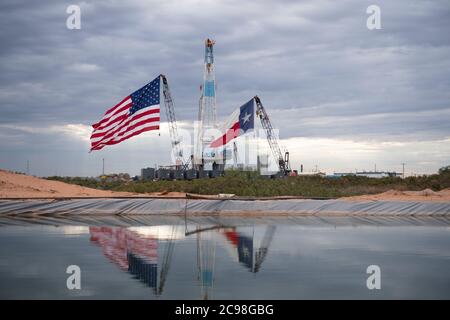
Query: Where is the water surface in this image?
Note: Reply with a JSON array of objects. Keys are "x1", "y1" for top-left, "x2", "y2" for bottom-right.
[{"x1": 0, "y1": 216, "x2": 449, "y2": 299}]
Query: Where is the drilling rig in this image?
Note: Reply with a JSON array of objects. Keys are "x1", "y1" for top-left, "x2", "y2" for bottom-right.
[
  {"x1": 194, "y1": 39, "x2": 223, "y2": 171},
  {"x1": 142, "y1": 43, "x2": 292, "y2": 179}
]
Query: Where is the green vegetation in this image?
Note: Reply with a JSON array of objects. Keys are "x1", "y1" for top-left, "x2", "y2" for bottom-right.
[{"x1": 46, "y1": 166, "x2": 450, "y2": 198}]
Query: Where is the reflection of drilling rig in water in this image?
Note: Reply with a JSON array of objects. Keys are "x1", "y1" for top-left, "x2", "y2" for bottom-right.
[
  {"x1": 89, "y1": 223, "x2": 276, "y2": 299},
  {"x1": 196, "y1": 227, "x2": 216, "y2": 300}
]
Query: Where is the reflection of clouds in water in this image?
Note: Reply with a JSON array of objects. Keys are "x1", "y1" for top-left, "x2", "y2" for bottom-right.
[
  {"x1": 1, "y1": 219, "x2": 450, "y2": 298},
  {"x1": 60, "y1": 226, "x2": 90, "y2": 235},
  {"x1": 129, "y1": 225, "x2": 186, "y2": 240},
  {"x1": 272, "y1": 225, "x2": 450, "y2": 259}
]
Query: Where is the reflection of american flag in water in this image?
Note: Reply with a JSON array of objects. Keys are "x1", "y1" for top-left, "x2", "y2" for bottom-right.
[{"x1": 89, "y1": 227, "x2": 158, "y2": 288}]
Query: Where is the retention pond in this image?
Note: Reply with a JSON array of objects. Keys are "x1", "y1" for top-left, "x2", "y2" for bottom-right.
[{"x1": 0, "y1": 215, "x2": 449, "y2": 299}]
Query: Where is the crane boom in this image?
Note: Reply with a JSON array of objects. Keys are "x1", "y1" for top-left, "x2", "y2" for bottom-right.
[
  {"x1": 161, "y1": 74, "x2": 183, "y2": 167},
  {"x1": 253, "y1": 226, "x2": 276, "y2": 273},
  {"x1": 157, "y1": 226, "x2": 177, "y2": 295},
  {"x1": 254, "y1": 96, "x2": 290, "y2": 174}
]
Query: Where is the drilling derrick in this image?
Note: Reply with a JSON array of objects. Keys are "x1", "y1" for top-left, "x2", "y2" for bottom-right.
[{"x1": 194, "y1": 39, "x2": 221, "y2": 170}]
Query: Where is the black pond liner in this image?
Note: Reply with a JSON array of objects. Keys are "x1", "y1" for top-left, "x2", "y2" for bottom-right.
[{"x1": 0, "y1": 198, "x2": 449, "y2": 216}]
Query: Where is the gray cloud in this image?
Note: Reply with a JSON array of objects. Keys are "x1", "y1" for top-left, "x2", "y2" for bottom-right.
[{"x1": 0, "y1": 0, "x2": 449, "y2": 175}]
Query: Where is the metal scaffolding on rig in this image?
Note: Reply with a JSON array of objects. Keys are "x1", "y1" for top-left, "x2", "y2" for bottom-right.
[{"x1": 194, "y1": 39, "x2": 221, "y2": 170}]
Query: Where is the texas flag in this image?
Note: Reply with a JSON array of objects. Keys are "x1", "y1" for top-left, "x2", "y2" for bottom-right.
[{"x1": 210, "y1": 98, "x2": 255, "y2": 148}]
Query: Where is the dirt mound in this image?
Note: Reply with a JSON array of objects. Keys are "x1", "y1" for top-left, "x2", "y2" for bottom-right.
[
  {"x1": 343, "y1": 188, "x2": 450, "y2": 202},
  {"x1": 0, "y1": 169, "x2": 140, "y2": 198}
]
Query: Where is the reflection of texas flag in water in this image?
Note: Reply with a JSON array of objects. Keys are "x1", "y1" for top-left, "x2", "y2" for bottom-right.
[
  {"x1": 222, "y1": 228, "x2": 253, "y2": 271},
  {"x1": 89, "y1": 227, "x2": 158, "y2": 288},
  {"x1": 210, "y1": 98, "x2": 254, "y2": 148}
]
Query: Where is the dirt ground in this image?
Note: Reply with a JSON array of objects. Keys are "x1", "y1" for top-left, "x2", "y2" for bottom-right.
[
  {"x1": 342, "y1": 188, "x2": 450, "y2": 202},
  {"x1": 1, "y1": 169, "x2": 449, "y2": 201},
  {"x1": 0, "y1": 170, "x2": 185, "y2": 198}
]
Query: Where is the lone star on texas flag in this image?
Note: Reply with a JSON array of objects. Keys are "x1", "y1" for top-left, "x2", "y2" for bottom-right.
[{"x1": 242, "y1": 112, "x2": 251, "y2": 123}]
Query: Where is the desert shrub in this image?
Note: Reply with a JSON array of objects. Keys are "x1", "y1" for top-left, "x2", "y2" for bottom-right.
[{"x1": 45, "y1": 167, "x2": 450, "y2": 197}]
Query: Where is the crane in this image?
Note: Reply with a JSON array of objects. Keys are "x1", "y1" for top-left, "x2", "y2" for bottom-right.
[
  {"x1": 254, "y1": 96, "x2": 291, "y2": 175},
  {"x1": 253, "y1": 225, "x2": 276, "y2": 273},
  {"x1": 161, "y1": 74, "x2": 184, "y2": 168},
  {"x1": 156, "y1": 225, "x2": 178, "y2": 295}
]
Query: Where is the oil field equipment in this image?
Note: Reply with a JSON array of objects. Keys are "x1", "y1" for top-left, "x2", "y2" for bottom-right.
[{"x1": 254, "y1": 96, "x2": 291, "y2": 175}]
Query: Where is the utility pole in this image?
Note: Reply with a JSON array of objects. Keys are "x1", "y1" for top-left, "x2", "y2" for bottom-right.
[
  {"x1": 102, "y1": 158, "x2": 105, "y2": 176},
  {"x1": 26, "y1": 160, "x2": 29, "y2": 175},
  {"x1": 402, "y1": 163, "x2": 405, "y2": 179},
  {"x1": 233, "y1": 141, "x2": 238, "y2": 168}
]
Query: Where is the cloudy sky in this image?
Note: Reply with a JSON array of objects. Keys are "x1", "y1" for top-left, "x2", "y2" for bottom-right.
[{"x1": 0, "y1": 0, "x2": 449, "y2": 177}]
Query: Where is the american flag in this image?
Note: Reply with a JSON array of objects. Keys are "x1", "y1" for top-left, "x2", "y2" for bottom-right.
[{"x1": 90, "y1": 76, "x2": 161, "y2": 151}]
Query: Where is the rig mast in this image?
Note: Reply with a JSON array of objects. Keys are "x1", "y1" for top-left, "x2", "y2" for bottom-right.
[{"x1": 194, "y1": 39, "x2": 220, "y2": 169}]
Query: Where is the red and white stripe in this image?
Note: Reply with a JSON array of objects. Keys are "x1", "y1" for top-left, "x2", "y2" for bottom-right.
[
  {"x1": 90, "y1": 96, "x2": 160, "y2": 151},
  {"x1": 210, "y1": 107, "x2": 240, "y2": 148},
  {"x1": 89, "y1": 227, "x2": 158, "y2": 270}
]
